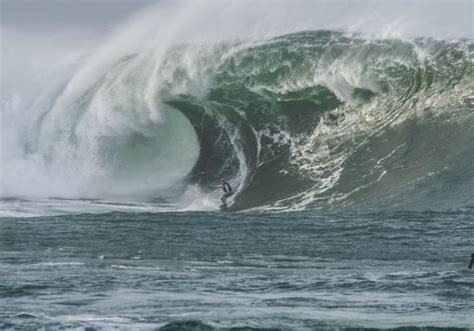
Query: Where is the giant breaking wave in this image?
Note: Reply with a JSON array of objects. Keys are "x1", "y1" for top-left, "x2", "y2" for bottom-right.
[{"x1": 2, "y1": 30, "x2": 473, "y2": 211}]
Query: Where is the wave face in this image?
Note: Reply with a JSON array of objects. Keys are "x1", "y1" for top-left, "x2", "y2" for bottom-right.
[{"x1": 2, "y1": 30, "x2": 473, "y2": 211}]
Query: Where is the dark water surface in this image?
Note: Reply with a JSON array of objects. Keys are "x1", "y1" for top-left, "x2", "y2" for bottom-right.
[{"x1": 1, "y1": 210, "x2": 473, "y2": 330}]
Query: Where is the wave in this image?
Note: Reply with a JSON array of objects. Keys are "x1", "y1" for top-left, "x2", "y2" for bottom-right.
[
  {"x1": 157, "y1": 320, "x2": 470, "y2": 331},
  {"x1": 2, "y1": 30, "x2": 473, "y2": 211},
  {"x1": 158, "y1": 320, "x2": 468, "y2": 331}
]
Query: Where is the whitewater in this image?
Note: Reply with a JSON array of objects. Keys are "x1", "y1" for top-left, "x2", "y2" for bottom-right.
[
  {"x1": 1, "y1": 1, "x2": 473, "y2": 214},
  {"x1": 1, "y1": 1, "x2": 473, "y2": 330}
]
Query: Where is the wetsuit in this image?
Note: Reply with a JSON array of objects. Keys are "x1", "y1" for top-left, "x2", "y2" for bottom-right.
[{"x1": 220, "y1": 181, "x2": 233, "y2": 206}]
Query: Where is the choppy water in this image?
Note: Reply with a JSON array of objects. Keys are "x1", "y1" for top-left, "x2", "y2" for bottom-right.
[
  {"x1": 2, "y1": 5, "x2": 473, "y2": 330},
  {"x1": 1, "y1": 210, "x2": 473, "y2": 330}
]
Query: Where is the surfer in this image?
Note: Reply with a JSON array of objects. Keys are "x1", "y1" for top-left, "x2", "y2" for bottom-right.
[
  {"x1": 469, "y1": 253, "x2": 474, "y2": 269},
  {"x1": 215, "y1": 179, "x2": 233, "y2": 208}
]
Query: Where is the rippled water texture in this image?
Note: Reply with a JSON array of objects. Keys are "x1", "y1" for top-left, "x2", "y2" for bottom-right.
[{"x1": 1, "y1": 210, "x2": 473, "y2": 330}]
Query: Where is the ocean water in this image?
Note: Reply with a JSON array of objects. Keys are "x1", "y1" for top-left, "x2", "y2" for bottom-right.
[
  {"x1": 1, "y1": 2, "x2": 474, "y2": 330},
  {"x1": 2, "y1": 30, "x2": 473, "y2": 211},
  {"x1": 1, "y1": 209, "x2": 473, "y2": 330}
]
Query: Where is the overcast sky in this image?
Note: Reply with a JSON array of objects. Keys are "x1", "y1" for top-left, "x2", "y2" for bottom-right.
[
  {"x1": 1, "y1": 0, "x2": 158, "y2": 32},
  {"x1": 0, "y1": 0, "x2": 472, "y2": 97},
  {"x1": 1, "y1": 0, "x2": 472, "y2": 38}
]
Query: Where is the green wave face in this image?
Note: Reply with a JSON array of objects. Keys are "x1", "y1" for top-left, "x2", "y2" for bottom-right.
[
  {"x1": 158, "y1": 31, "x2": 473, "y2": 211},
  {"x1": 15, "y1": 30, "x2": 473, "y2": 210}
]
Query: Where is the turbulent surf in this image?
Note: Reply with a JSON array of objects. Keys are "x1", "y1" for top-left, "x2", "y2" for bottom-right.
[
  {"x1": 1, "y1": 3, "x2": 474, "y2": 330},
  {"x1": 1, "y1": 30, "x2": 473, "y2": 212}
]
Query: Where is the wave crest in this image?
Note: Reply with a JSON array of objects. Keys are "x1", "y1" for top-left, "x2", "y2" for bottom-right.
[{"x1": 2, "y1": 30, "x2": 473, "y2": 211}]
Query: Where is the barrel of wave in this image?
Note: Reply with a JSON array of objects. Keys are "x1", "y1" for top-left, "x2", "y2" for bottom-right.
[{"x1": 9, "y1": 98, "x2": 200, "y2": 200}]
